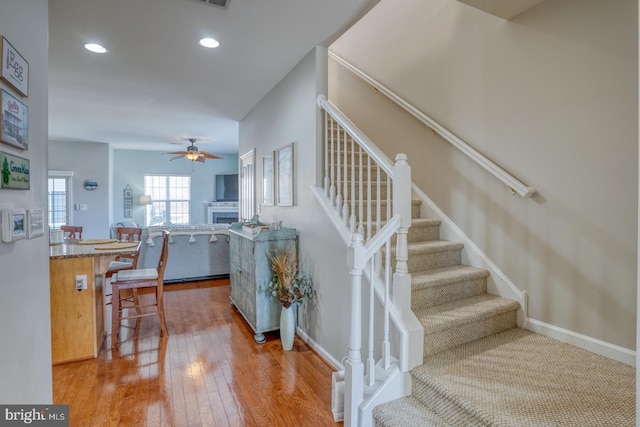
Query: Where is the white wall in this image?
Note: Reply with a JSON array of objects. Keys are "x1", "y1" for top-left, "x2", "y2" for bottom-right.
[
  {"x1": 240, "y1": 47, "x2": 351, "y2": 363},
  {"x1": 49, "y1": 140, "x2": 110, "y2": 239},
  {"x1": 0, "y1": 0, "x2": 52, "y2": 403},
  {"x1": 330, "y1": 0, "x2": 638, "y2": 349}
]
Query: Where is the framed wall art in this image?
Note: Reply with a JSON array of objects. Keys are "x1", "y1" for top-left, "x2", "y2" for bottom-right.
[
  {"x1": 26, "y1": 209, "x2": 44, "y2": 239},
  {"x1": 275, "y1": 143, "x2": 294, "y2": 207},
  {"x1": 262, "y1": 153, "x2": 274, "y2": 206},
  {"x1": 123, "y1": 185, "x2": 133, "y2": 218},
  {"x1": 0, "y1": 35, "x2": 29, "y2": 97},
  {"x1": 0, "y1": 151, "x2": 29, "y2": 189},
  {"x1": 1, "y1": 208, "x2": 26, "y2": 242},
  {"x1": 0, "y1": 89, "x2": 28, "y2": 150}
]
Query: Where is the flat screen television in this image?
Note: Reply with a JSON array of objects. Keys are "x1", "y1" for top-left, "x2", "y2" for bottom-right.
[{"x1": 215, "y1": 174, "x2": 239, "y2": 201}]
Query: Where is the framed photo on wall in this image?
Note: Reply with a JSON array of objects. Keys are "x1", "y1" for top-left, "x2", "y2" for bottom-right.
[
  {"x1": 0, "y1": 151, "x2": 30, "y2": 189},
  {"x1": 0, "y1": 35, "x2": 29, "y2": 97},
  {"x1": 26, "y1": 209, "x2": 44, "y2": 239},
  {"x1": 123, "y1": 184, "x2": 133, "y2": 217},
  {"x1": 275, "y1": 143, "x2": 294, "y2": 206},
  {"x1": 0, "y1": 89, "x2": 28, "y2": 150},
  {"x1": 262, "y1": 154, "x2": 274, "y2": 206},
  {"x1": 1, "y1": 208, "x2": 26, "y2": 242}
]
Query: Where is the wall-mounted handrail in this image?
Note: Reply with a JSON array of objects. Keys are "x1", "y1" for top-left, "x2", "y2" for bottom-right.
[{"x1": 328, "y1": 51, "x2": 536, "y2": 198}]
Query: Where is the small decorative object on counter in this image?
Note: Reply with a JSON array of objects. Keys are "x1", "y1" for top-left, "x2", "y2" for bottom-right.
[{"x1": 242, "y1": 223, "x2": 263, "y2": 235}]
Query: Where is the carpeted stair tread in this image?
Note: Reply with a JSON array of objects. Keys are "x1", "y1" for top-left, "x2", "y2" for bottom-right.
[
  {"x1": 415, "y1": 294, "x2": 519, "y2": 334},
  {"x1": 411, "y1": 328, "x2": 635, "y2": 426},
  {"x1": 373, "y1": 396, "x2": 452, "y2": 427},
  {"x1": 411, "y1": 265, "x2": 489, "y2": 291}
]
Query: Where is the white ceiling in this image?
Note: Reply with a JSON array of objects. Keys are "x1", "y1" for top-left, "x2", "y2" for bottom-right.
[{"x1": 48, "y1": 0, "x2": 376, "y2": 155}]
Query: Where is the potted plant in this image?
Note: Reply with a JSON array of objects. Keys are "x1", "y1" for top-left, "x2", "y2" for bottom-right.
[{"x1": 266, "y1": 249, "x2": 314, "y2": 350}]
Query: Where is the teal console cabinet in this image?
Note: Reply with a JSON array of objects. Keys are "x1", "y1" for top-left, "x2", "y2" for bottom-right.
[{"x1": 229, "y1": 224, "x2": 297, "y2": 343}]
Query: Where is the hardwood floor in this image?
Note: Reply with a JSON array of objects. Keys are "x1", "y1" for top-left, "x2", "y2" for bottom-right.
[{"x1": 52, "y1": 279, "x2": 341, "y2": 427}]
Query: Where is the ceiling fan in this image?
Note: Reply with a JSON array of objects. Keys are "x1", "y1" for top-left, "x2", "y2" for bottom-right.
[{"x1": 165, "y1": 138, "x2": 222, "y2": 162}]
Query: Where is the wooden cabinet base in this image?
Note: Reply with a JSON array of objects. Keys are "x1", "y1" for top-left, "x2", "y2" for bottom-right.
[{"x1": 50, "y1": 256, "x2": 107, "y2": 364}]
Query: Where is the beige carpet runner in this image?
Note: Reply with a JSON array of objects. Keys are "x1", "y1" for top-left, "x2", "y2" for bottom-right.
[{"x1": 373, "y1": 213, "x2": 635, "y2": 426}]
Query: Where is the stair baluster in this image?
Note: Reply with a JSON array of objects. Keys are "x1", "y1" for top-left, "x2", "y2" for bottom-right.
[
  {"x1": 316, "y1": 95, "x2": 420, "y2": 427},
  {"x1": 324, "y1": 112, "x2": 330, "y2": 197},
  {"x1": 342, "y1": 134, "x2": 349, "y2": 224}
]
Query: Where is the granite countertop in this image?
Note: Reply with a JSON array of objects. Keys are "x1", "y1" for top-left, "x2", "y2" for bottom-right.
[{"x1": 49, "y1": 241, "x2": 141, "y2": 260}]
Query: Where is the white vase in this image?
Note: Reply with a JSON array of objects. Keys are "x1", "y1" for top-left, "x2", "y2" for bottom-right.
[{"x1": 280, "y1": 305, "x2": 295, "y2": 351}]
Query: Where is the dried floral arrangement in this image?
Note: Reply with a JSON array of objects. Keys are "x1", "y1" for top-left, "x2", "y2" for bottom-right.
[{"x1": 266, "y1": 249, "x2": 314, "y2": 308}]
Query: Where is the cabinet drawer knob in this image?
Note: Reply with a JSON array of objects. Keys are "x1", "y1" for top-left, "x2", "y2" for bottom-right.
[{"x1": 237, "y1": 268, "x2": 242, "y2": 273}]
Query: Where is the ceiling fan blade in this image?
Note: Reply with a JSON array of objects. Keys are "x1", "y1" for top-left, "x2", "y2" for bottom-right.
[
  {"x1": 200, "y1": 151, "x2": 222, "y2": 159},
  {"x1": 165, "y1": 151, "x2": 188, "y2": 155},
  {"x1": 169, "y1": 155, "x2": 185, "y2": 161},
  {"x1": 195, "y1": 155, "x2": 206, "y2": 163}
]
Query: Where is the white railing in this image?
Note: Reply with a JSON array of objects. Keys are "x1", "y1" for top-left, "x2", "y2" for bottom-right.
[
  {"x1": 328, "y1": 51, "x2": 536, "y2": 198},
  {"x1": 315, "y1": 95, "x2": 421, "y2": 427}
]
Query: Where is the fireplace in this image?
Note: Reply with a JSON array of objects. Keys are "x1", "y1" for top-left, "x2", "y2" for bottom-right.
[
  {"x1": 206, "y1": 201, "x2": 239, "y2": 224},
  {"x1": 212, "y1": 211, "x2": 238, "y2": 224}
]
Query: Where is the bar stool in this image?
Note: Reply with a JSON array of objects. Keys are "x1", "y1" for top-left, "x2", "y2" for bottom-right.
[
  {"x1": 110, "y1": 231, "x2": 169, "y2": 347},
  {"x1": 60, "y1": 225, "x2": 83, "y2": 240}
]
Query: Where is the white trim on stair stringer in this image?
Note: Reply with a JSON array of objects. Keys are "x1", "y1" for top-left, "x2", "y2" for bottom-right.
[
  {"x1": 411, "y1": 184, "x2": 526, "y2": 324},
  {"x1": 412, "y1": 184, "x2": 637, "y2": 367},
  {"x1": 524, "y1": 316, "x2": 636, "y2": 366}
]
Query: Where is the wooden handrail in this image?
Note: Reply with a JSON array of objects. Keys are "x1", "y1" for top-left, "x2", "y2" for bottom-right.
[{"x1": 328, "y1": 51, "x2": 536, "y2": 198}]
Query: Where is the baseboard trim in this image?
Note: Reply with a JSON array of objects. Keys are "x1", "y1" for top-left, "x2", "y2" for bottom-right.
[
  {"x1": 296, "y1": 327, "x2": 344, "y2": 371},
  {"x1": 524, "y1": 317, "x2": 635, "y2": 366}
]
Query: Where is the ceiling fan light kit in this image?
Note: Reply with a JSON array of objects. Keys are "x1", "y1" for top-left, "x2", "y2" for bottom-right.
[{"x1": 164, "y1": 138, "x2": 222, "y2": 163}]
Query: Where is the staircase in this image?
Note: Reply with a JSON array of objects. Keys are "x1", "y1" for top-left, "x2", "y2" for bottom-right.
[
  {"x1": 373, "y1": 215, "x2": 636, "y2": 426},
  {"x1": 315, "y1": 95, "x2": 635, "y2": 427}
]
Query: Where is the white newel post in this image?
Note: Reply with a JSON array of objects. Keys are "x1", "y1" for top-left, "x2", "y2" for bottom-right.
[
  {"x1": 392, "y1": 154, "x2": 412, "y2": 315},
  {"x1": 345, "y1": 233, "x2": 365, "y2": 427},
  {"x1": 392, "y1": 153, "x2": 420, "y2": 370}
]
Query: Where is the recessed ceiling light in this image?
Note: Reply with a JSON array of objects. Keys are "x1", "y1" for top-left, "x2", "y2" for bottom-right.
[
  {"x1": 84, "y1": 43, "x2": 108, "y2": 53},
  {"x1": 198, "y1": 38, "x2": 220, "y2": 49}
]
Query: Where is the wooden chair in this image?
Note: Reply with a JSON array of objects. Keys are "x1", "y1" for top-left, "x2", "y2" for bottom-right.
[
  {"x1": 110, "y1": 231, "x2": 169, "y2": 347},
  {"x1": 106, "y1": 227, "x2": 143, "y2": 278},
  {"x1": 106, "y1": 227, "x2": 144, "y2": 312},
  {"x1": 60, "y1": 225, "x2": 83, "y2": 240}
]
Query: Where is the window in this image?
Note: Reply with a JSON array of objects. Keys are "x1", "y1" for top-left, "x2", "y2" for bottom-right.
[
  {"x1": 48, "y1": 171, "x2": 73, "y2": 229},
  {"x1": 144, "y1": 175, "x2": 191, "y2": 225}
]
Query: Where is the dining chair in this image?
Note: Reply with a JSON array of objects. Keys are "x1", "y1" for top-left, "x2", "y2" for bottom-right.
[
  {"x1": 106, "y1": 227, "x2": 143, "y2": 278},
  {"x1": 106, "y1": 227, "x2": 144, "y2": 312},
  {"x1": 110, "y1": 230, "x2": 169, "y2": 347},
  {"x1": 60, "y1": 225, "x2": 83, "y2": 240}
]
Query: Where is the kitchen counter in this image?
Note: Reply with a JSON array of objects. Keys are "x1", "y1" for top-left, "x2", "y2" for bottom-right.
[
  {"x1": 49, "y1": 240, "x2": 140, "y2": 259},
  {"x1": 49, "y1": 241, "x2": 141, "y2": 364}
]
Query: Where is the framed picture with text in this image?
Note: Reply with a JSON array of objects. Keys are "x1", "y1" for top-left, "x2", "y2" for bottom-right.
[
  {"x1": 0, "y1": 35, "x2": 29, "y2": 97},
  {"x1": 0, "y1": 89, "x2": 28, "y2": 150}
]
